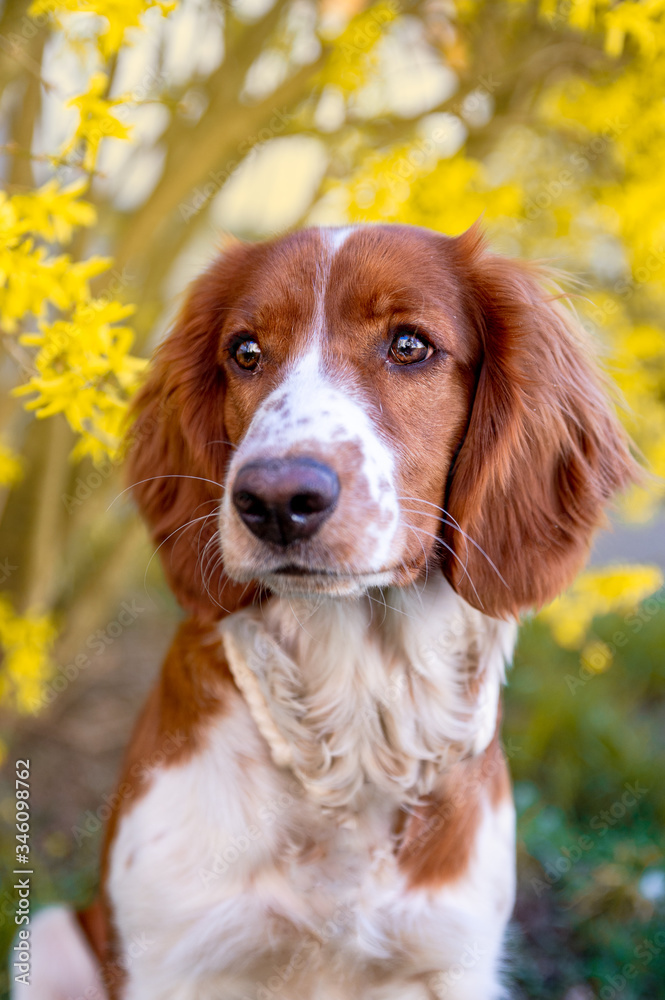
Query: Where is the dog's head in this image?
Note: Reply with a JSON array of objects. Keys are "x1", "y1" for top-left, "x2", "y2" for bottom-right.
[{"x1": 129, "y1": 224, "x2": 636, "y2": 620}]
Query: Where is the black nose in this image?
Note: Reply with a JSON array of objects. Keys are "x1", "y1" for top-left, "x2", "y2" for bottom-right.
[{"x1": 232, "y1": 458, "x2": 340, "y2": 546}]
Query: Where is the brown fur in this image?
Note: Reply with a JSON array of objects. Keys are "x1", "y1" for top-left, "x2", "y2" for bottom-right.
[
  {"x1": 443, "y1": 225, "x2": 638, "y2": 617},
  {"x1": 397, "y1": 734, "x2": 511, "y2": 888},
  {"x1": 127, "y1": 242, "x2": 264, "y2": 620},
  {"x1": 100, "y1": 619, "x2": 235, "y2": 875},
  {"x1": 128, "y1": 224, "x2": 637, "y2": 620},
  {"x1": 84, "y1": 621, "x2": 236, "y2": 993},
  {"x1": 82, "y1": 224, "x2": 638, "y2": 988}
]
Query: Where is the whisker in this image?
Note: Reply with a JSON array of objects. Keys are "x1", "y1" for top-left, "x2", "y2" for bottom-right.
[
  {"x1": 208, "y1": 558, "x2": 229, "y2": 610},
  {"x1": 409, "y1": 531, "x2": 430, "y2": 605},
  {"x1": 402, "y1": 528, "x2": 429, "y2": 608},
  {"x1": 398, "y1": 497, "x2": 507, "y2": 588},
  {"x1": 142, "y1": 511, "x2": 217, "y2": 599},
  {"x1": 371, "y1": 587, "x2": 389, "y2": 628},
  {"x1": 199, "y1": 533, "x2": 232, "y2": 613},
  {"x1": 193, "y1": 504, "x2": 225, "y2": 597},
  {"x1": 403, "y1": 521, "x2": 483, "y2": 609},
  {"x1": 199, "y1": 528, "x2": 222, "y2": 582},
  {"x1": 400, "y1": 512, "x2": 470, "y2": 573},
  {"x1": 287, "y1": 599, "x2": 318, "y2": 642},
  {"x1": 195, "y1": 504, "x2": 222, "y2": 558},
  {"x1": 366, "y1": 586, "x2": 375, "y2": 627},
  {"x1": 399, "y1": 496, "x2": 487, "y2": 554},
  {"x1": 198, "y1": 516, "x2": 236, "y2": 613},
  {"x1": 108, "y1": 475, "x2": 225, "y2": 511},
  {"x1": 203, "y1": 439, "x2": 238, "y2": 451},
  {"x1": 366, "y1": 592, "x2": 420, "y2": 622},
  {"x1": 237, "y1": 580, "x2": 254, "y2": 606},
  {"x1": 301, "y1": 595, "x2": 327, "y2": 627},
  {"x1": 399, "y1": 496, "x2": 475, "y2": 566}
]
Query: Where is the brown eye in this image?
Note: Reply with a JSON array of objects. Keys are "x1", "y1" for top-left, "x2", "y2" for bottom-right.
[
  {"x1": 233, "y1": 338, "x2": 261, "y2": 371},
  {"x1": 388, "y1": 330, "x2": 433, "y2": 365}
]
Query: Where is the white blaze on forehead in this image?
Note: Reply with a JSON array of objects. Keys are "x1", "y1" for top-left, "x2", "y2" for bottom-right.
[
  {"x1": 228, "y1": 348, "x2": 400, "y2": 569},
  {"x1": 309, "y1": 226, "x2": 358, "y2": 341},
  {"x1": 325, "y1": 225, "x2": 356, "y2": 253}
]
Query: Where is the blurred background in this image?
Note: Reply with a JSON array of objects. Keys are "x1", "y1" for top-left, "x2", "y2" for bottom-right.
[{"x1": 0, "y1": 0, "x2": 664, "y2": 996}]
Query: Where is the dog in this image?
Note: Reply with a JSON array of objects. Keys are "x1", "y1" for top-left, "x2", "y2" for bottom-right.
[{"x1": 19, "y1": 223, "x2": 636, "y2": 999}]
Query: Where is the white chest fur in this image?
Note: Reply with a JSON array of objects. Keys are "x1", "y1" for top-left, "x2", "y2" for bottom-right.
[
  {"x1": 220, "y1": 578, "x2": 515, "y2": 810},
  {"x1": 108, "y1": 579, "x2": 517, "y2": 1000}
]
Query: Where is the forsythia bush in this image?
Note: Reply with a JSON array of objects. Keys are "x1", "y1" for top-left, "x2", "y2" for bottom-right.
[
  {"x1": 0, "y1": 0, "x2": 664, "y2": 712},
  {"x1": 0, "y1": 1, "x2": 173, "y2": 709}
]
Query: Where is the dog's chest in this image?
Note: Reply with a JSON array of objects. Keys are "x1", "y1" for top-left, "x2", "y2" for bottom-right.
[
  {"x1": 107, "y1": 585, "x2": 517, "y2": 995},
  {"x1": 108, "y1": 698, "x2": 418, "y2": 990}
]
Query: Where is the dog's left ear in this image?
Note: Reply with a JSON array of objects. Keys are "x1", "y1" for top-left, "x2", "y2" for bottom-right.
[
  {"x1": 126, "y1": 243, "x2": 257, "y2": 621},
  {"x1": 442, "y1": 226, "x2": 640, "y2": 619}
]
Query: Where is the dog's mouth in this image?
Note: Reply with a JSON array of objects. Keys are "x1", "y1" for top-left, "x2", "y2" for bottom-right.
[
  {"x1": 220, "y1": 500, "x2": 430, "y2": 596},
  {"x1": 273, "y1": 565, "x2": 342, "y2": 576},
  {"x1": 249, "y1": 556, "x2": 427, "y2": 597},
  {"x1": 267, "y1": 564, "x2": 389, "y2": 593}
]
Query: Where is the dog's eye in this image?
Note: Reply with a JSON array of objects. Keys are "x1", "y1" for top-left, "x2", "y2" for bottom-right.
[
  {"x1": 388, "y1": 330, "x2": 433, "y2": 365},
  {"x1": 233, "y1": 338, "x2": 262, "y2": 371}
]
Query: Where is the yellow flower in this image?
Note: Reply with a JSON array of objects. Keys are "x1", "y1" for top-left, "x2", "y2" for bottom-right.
[
  {"x1": 29, "y1": 0, "x2": 176, "y2": 58},
  {"x1": 64, "y1": 72, "x2": 132, "y2": 171},
  {"x1": 10, "y1": 180, "x2": 96, "y2": 245},
  {"x1": 322, "y1": 1, "x2": 400, "y2": 94},
  {"x1": 0, "y1": 186, "x2": 104, "y2": 331},
  {"x1": 539, "y1": 565, "x2": 664, "y2": 648},
  {"x1": 0, "y1": 445, "x2": 23, "y2": 488},
  {"x1": 604, "y1": 0, "x2": 665, "y2": 58},
  {"x1": 15, "y1": 298, "x2": 146, "y2": 460},
  {"x1": 580, "y1": 639, "x2": 613, "y2": 674},
  {"x1": 0, "y1": 596, "x2": 57, "y2": 715}
]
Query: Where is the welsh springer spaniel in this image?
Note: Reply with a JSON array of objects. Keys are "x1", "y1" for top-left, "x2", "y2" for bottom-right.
[{"x1": 20, "y1": 224, "x2": 636, "y2": 1000}]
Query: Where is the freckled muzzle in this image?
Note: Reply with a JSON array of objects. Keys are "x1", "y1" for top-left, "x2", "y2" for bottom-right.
[
  {"x1": 232, "y1": 457, "x2": 340, "y2": 546},
  {"x1": 219, "y1": 352, "x2": 406, "y2": 588}
]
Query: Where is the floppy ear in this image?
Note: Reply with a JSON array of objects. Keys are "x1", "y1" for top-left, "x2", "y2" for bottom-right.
[
  {"x1": 442, "y1": 227, "x2": 639, "y2": 619},
  {"x1": 127, "y1": 247, "x2": 257, "y2": 621}
]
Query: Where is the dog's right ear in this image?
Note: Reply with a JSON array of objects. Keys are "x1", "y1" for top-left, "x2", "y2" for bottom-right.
[
  {"x1": 441, "y1": 226, "x2": 639, "y2": 619},
  {"x1": 127, "y1": 245, "x2": 257, "y2": 621}
]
